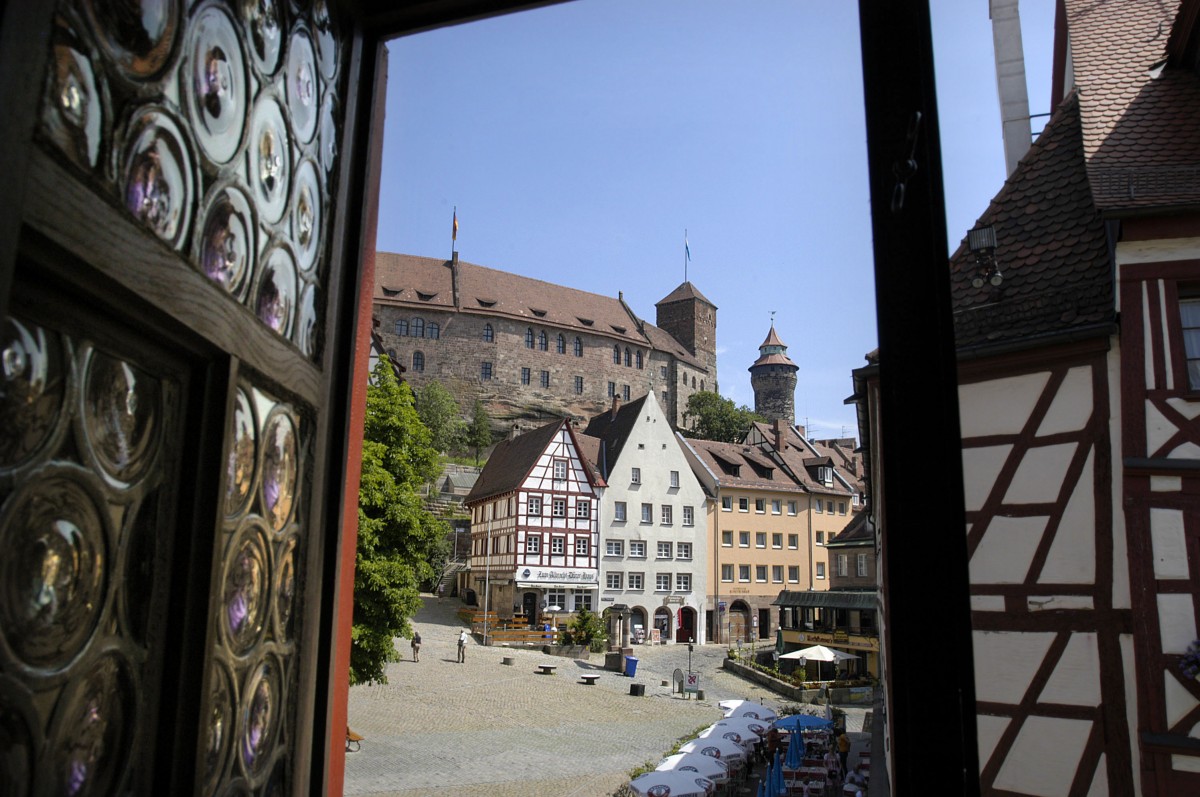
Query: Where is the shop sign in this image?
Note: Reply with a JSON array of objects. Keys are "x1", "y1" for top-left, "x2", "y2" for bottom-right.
[{"x1": 516, "y1": 567, "x2": 597, "y2": 586}]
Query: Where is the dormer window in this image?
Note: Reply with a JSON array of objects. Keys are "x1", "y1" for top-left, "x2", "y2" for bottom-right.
[
  {"x1": 819, "y1": 466, "x2": 833, "y2": 485},
  {"x1": 477, "y1": 298, "x2": 497, "y2": 307},
  {"x1": 416, "y1": 291, "x2": 437, "y2": 301},
  {"x1": 577, "y1": 317, "x2": 594, "y2": 326},
  {"x1": 531, "y1": 308, "x2": 547, "y2": 317}
]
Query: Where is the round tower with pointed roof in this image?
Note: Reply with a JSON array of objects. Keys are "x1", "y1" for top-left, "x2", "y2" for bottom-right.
[{"x1": 749, "y1": 325, "x2": 798, "y2": 424}]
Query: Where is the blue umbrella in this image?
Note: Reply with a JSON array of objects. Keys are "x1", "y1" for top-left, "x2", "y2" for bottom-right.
[
  {"x1": 773, "y1": 713, "x2": 833, "y2": 731},
  {"x1": 774, "y1": 758, "x2": 787, "y2": 796},
  {"x1": 785, "y1": 729, "x2": 803, "y2": 769},
  {"x1": 756, "y1": 777, "x2": 767, "y2": 797}
]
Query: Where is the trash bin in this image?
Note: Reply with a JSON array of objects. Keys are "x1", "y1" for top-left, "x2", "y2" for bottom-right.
[
  {"x1": 629, "y1": 683, "x2": 645, "y2": 696},
  {"x1": 624, "y1": 656, "x2": 639, "y2": 677}
]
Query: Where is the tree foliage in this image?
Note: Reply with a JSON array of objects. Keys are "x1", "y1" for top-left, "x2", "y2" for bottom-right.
[
  {"x1": 562, "y1": 607, "x2": 608, "y2": 649},
  {"x1": 681, "y1": 391, "x2": 764, "y2": 443},
  {"x1": 415, "y1": 380, "x2": 466, "y2": 454},
  {"x1": 466, "y1": 398, "x2": 492, "y2": 464},
  {"x1": 353, "y1": 358, "x2": 450, "y2": 685}
]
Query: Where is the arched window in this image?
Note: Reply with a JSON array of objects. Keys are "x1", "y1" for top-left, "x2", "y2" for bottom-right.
[
  {"x1": 538, "y1": 331, "x2": 548, "y2": 351},
  {"x1": 635, "y1": 350, "x2": 643, "y2": 369},
  {"x1": 624, "y1": 348, "x2": 631, "y2": 367},
  {"x1": 556, "y1": 334, "x2": 566, "y2": 354},
  {"x1": 413, "y1": 318, "x2": 425, "y2": 338},
  {"x1": 682, "y1": 372, "x2": 687, "y2": 385},
  {"x1": 525, "y1": 328, "x2": 535, "y2": 348},
  {"x1": 700, "y1": 380, "x2": 705, "y2": 391},
  {"x1": 428, "y1": 322, "x2": 439, "y2": 340},
  {"x1": 613, "y1": 345, "x2": 620, "y2": 364},
  {"x1": 692, "y1": 376, "x2": 697, "y2": 388},
  {"x1": 574, "y1": 337, "x2": 583, "y2": 357},
  {"x1": 412, "y1": 351, "x2": 425, "y2": 372},
  {"x1": 483, "y1": 323, "x2": 494, "y2": 343},
  {"x1": 395, "y1": 319, "x2": 408, "y2": 336}
]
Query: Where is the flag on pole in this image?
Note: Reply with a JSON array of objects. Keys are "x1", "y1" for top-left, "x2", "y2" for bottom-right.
[
  {"x1": 452, "y1": 208, "x2": 458, "y2": 242},
  {"x1": 685, "y1": 236, "x2": 691, "y2": 262}
]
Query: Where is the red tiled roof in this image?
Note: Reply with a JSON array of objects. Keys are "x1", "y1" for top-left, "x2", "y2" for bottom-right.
[
  {"x1": 949, "y1": 93, "x2": 1113, "y2": 349},
  {"x1": 760, "y1": 326, "x2": 786, "y2": 348},
  {"x1": 684, "y1": 438, "x2": 805, "y2": 493},
  {"x1": 465, "y1": 419, "x2": 565, "y2": 503},
  {"x1": 1065, "y1": 0, "x2": 1200, "y2": 210},
  {"x1": 374, "y1": 253, "x2": 706, "y2": 368},
  {"x1": 749, "y1": 352, "x2": 797, "y2": 369},
  {"x1": 656, "y1": 281, "x2": 717, "y2": 308}
]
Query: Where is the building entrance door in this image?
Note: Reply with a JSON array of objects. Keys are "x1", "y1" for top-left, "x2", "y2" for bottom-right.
[
  {"x1": 522, "y1": 591, "x2": 539, "y2": 626},
  {"x1": 679, "y1": 607, "x2": 697, "y2": 643}
]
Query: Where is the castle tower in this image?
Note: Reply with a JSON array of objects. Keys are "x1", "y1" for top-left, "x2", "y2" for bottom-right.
[
  {"x1": 655, "y1": 281, "x2": 718, "y2": 387},
  {"x1": 749, "y1": 324, "x2": 798, "y2": 425}
]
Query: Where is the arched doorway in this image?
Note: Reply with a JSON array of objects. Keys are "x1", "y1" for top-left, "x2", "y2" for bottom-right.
[
  {"x1": 654, "y1": 607, "x2": 673, "y2": 642},
  {"x1": 729, "y1": 600, "x2": 751, "y2": 643},
  {"x1": 679, "y1": 607, "x2": 697, "y2": 643},
  {"x1": 630, "y1": 607, "x2": 648, "y2": 643}
]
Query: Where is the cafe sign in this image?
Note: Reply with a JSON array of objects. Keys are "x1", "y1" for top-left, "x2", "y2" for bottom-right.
[{"x1": 516, "y1": 567, "x2": 598, "y2": 586}]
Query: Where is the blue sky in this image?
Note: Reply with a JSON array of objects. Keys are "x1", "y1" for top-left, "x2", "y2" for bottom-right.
[{"x1": 377, "y1": 0, "x2": 1056, "y2": 440}]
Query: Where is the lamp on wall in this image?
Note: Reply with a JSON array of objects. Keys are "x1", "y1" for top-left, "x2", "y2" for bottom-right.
[{"x1": 968, "y1": 224, "x2": 1002, "y2": 288}]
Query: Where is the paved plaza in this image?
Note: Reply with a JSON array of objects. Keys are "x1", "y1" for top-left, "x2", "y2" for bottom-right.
[{"x1": 345, "y1": 595, "x2": 868, "y2": 797}]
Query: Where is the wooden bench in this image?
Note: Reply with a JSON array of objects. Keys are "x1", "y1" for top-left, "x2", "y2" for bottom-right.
[
  {"x1": 345, "y1": 727, "x2": 364, "y2": 753},
  {"x1": 580, "y1": 674, "x2": 600, "y2": 685},
  {"x1": 537, "y1": 664, "x2": 557, "y2": 675}
]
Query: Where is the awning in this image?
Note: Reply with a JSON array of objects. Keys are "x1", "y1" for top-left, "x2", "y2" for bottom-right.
[{"x1": 771, "y1": 590, "x2": 876, "y2": 611}]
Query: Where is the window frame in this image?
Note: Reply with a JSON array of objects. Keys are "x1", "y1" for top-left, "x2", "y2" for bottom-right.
[
  {"x1": 540, "y1": 370, "x2": 550, "y2": 388},
  {"x1": 660, "y1": 505, "x2": 672, "y2": 525},
  {"x1": 738, "y1": 531, "x2": 750, "y2": 547},
  {"x1": 630, "y1": 467, "x2": 641, "y2": 484},
  {"x1": 412, "y1": 350, "x2": 424, "y2": 372},
  {"x1": 682, "y1": 505, "x2": 693, "y2": 526},
  {"x1": 413, "y1": 318, "x2": 425, "y2": 338},
  {"x1": 551, "y1": 498, "x2": 566, "y2": 517},
  {"x1": 528, "y1": 496, "x2": 542, "y2": 516},
  {"x1": 721, "y1": 530, "x2": 733, "y2": 547},
  {"x1": 526, "y1": 534, "x2": 541, "y2": 554},
  {"x1": 627, "y1": 573, "x2": 643, "y2": 591},
  {"x1": 677, "y1": 542, "x2": 692, "y2": 560},
  {"x1": 551, "y1": 536, "x2": 565, "y2": 555},
  {"x1": 575, "y1": 537, "x2": 589, "y2": 555},
  {"x1": 606, "y1": 540, "x2": 623, "y2": 556},
  {"x1": 640, "y1": 503, "x2": 652, "y2": 523},
  {"x1": 614, "y1": 502, "x2": 627, "y2": 522},
  {"x1": 675, "y1": 572, "x2": 690, "y2": 592},
  {"x1": 629, "y1": 541, "x2": 646, "y2": 559},
  {"x1": 670, "y1": 470, "x2": 679, "y2": 488},
  {"x1": 481, "y1": 361, "x2": 492, "y2": 380},
  {"x1": 520, "y1": 366, "x2": 530, "y2": 385},
  {"x1": 482, "y1": 323, "x2": 494, "y2": 342},
  {"x1": 575, "y1": 499, "x2": 590, "y2": 519},
  {"x1": 656, "y1": 573, "x2": 671, "y2": 592},
  {"x1": 656, "y1": 541, "x2": 672, "y2": 559}
]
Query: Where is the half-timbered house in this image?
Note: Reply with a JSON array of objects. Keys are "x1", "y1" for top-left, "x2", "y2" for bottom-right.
[
  {"x1": 464, "y1": 419, "x2": 603, "y2": 631},
  {"x1": 853, "y1": 1, "x2": 1200, "y2": 793}
]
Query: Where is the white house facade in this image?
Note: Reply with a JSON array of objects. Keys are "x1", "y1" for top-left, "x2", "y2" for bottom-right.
[{"x1": 581, "y1": 394, "x2": 709, "y2": 644}]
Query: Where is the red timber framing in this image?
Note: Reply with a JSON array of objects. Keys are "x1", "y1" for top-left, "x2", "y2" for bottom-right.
[
  {"x1": 0, "y1": 0, "x2": 976, "y2": 794},
  {"x1": 957, "y1": 338, "x2": 1135, "y2": 794},
  {"x1": 1118, "y1": 242, "x2": 1200, "y2": 796}
]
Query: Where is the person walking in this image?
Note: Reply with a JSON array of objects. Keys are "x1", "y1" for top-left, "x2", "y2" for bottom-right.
[
  {"x1": 410, "y1": 631, "x2": 421, "y2": 662},
  {"x1": 457, "y1": 629, "x2": 468, "y2": 663},
  {"x1": 836, "y1": 729, "x2": 851, "y2": 779},
  {"x1": 438, "y1": 583, "x2": 445, "y2": 600}
]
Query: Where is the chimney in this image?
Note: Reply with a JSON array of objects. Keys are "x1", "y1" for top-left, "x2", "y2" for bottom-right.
[
  {"x1": 773, "y1": 418, "x2": 786, "y2": 451},
  {"x1": 508, "y1": 423, "x2": 520, "y2": 441},
  {"x1": 991, "y1": 0, "x2": 1032, "y2": 176},
  {"x1": 610, "y1": 394, "x2": 622, "y2": 417}
]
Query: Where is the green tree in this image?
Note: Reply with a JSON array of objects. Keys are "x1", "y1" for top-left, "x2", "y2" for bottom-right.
[
  {"x1": 681, "y1": 391, "x2": 764, "y2": 443},
  {"x1": 466, "y1": 398, "x2": 492, "y2": 464},
  {"x1": 415, "y1": 380, "x2": 466, "y2": 454},
  {"x1": 562, "y1": 607, "x2": 608, "y2": 650},
  {"x1": 353, "y1": 358, "x2": 450, "y2": 684}
]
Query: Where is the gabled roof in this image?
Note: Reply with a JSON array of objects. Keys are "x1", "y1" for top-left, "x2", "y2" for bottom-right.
[
  {"x1": 465, "y1": 419, "x2": 565, "y2": 503},
  {"x1": 949, "y1": 93, "x2": 1113, "y2": 350},
  {"x1": 1064, "y1": 0, "x2": 1200, "y2": 211},
  {"x1": 580, "y1": 394, "x2": 649, "y2": 476},
  {"x1": 683, "y1": 438, "x2": 803, "y2": 493},
  {"x1": 375, "y1": 254, "x2": 700, "y2": 365},
  {"x1": 826, "y1": 509, "x2": 874, "y2": 548},
  {"x1": 655, "y1": 281, "x2": 717, "y2": 308},
  {"x1": 748, "y1": 422, "x2": 854, "y2": 496}
]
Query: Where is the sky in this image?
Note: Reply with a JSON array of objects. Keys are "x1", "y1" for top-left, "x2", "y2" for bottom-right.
[{"x1": 377, "y1": 0, "x2": 1056, "y2": 441}]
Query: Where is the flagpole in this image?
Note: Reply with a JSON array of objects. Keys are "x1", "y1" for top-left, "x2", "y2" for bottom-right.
[
  {"x1": 452, "y1": 206, "x2": 458, "y2": 259},
  {"x1": 684, "y1": 229, "x2": 689, "y2": 282}
]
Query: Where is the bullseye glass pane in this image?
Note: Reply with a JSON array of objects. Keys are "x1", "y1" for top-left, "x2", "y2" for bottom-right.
[
  {"x1": 82, "y1": 348, "x2": 160, "y2": 485},
  {"x1": 0, "y1": 318, "x2": 65, "y2": 471}
]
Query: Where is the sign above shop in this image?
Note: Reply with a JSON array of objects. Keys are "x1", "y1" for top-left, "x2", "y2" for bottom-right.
[{"x1": 516, "y1": 567, "x2": 598, "y2": 587}]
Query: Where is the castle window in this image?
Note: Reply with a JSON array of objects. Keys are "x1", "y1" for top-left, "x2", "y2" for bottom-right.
[
  {"x1": 636, "y1": 350, "x2": 643, "y2": 369},
  {"x1": 481, "y1": 362, "x2": 492, "y2": 380},
  {"x1": 622, "y1": 385, "x2": 630, "y2": 401},
  {"x1": 661, "y1": 366, "x2": 668, "y2": 379},
  {"x1": 540, "y1": 370, "x2": 550, "y2": 388},
  {"x1": 574, "y1": 337, "x2": 583, "y2": 357},
  {"x1": 428, "y1": 322, "x2": 439, "y2": 340},
  {"x1": 395, "y1": 319, "x2": 408, "y2": 336},
  {"x1": 412, "y1": 351, "x2": 425, "y2": 372},
  {"x1": 521, "y1": 367, "x2": 530, "y2": 385},
  {"x1": 613, "y1": 345, "x2": 620, "y2": 364},
  {"x1": 624, "y1": 348, "x2": 631, "y2": 367},
  {"x1": 662, "y1": 390, "x2": 669, "y2": 407},
  {"x1": 575, "y1": 376, "x2": 584, "y2": 394},
  {"x1": 608, "y1": 381, "x2": 616, "y2": 397},
  {"x1": 525, "y1": 328, "x2": 535, "y2": 348},
  {"x1": 538, "y1": 331, "x2": 548, "y2": 351},
  {"x1": 692, "y1": 376, "x2": 696, "y2": 389},
  {"x1": 482, "y1": 324, "x2": 494, "y2": 342},
  {"x1": 700, "y1": 380, "x2": 704, "y2": 390},
  {"x1": 413, "y1": 318, "x2": 425, "y2": 338},
  {"x1": 556, "y1": 334, "x2": 565, "y2": 353},
  {"x1": 682, "y1": 372, "x2": 687, "y2": 385}
]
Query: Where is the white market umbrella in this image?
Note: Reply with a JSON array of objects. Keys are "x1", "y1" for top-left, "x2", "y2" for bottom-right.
[
  {"x1": 630, "y1": 770, "x2": 715, "y2": 796},
  {"x1": 698, "y1": 724, "x2": 756, "y2": 753},
  {"x1": 679, "y1": 735, "x2": 748, "y2": 764},
  {"x1": 778, "y1": 645, "x2": 856, "y2": 662},
  {"x1": 714, "y1": 716, "x2": 771, "y2": 740},
  {"x1": 657, "y1": 752, "x2": 730, "y2": 784},
  {"x1": 723, "y1": 703, "x2": 779, "y2": 722}
]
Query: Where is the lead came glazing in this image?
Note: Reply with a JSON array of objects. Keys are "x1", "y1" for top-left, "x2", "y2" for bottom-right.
[
  {"x1": 199, "y1": 183, "x2": 256, "y2": 297},
  {"x1": 225, "y1": 388, "x2": 257, "y2": 517},
  {"x1": 121, "y1": 107, "x2": 195, "y2": 250},
  {"x1": 223, "y1": 522, "x2": 269, "y2": 654},
  {"x1": 260, "y1": 408, "x2": 297, "y2": 532},
  {"x1": 254, "y1": 245, "x2": 297, "y2": 336},
  {"x1": 239, "y1": 657, "x2": 280, "y2": 775},
  {"x1": 50, "y1": 652, "x2": 134, "y2": 797},
  {"x1": 83, "y1": 0, "x2": 180, "y2": 80}
]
